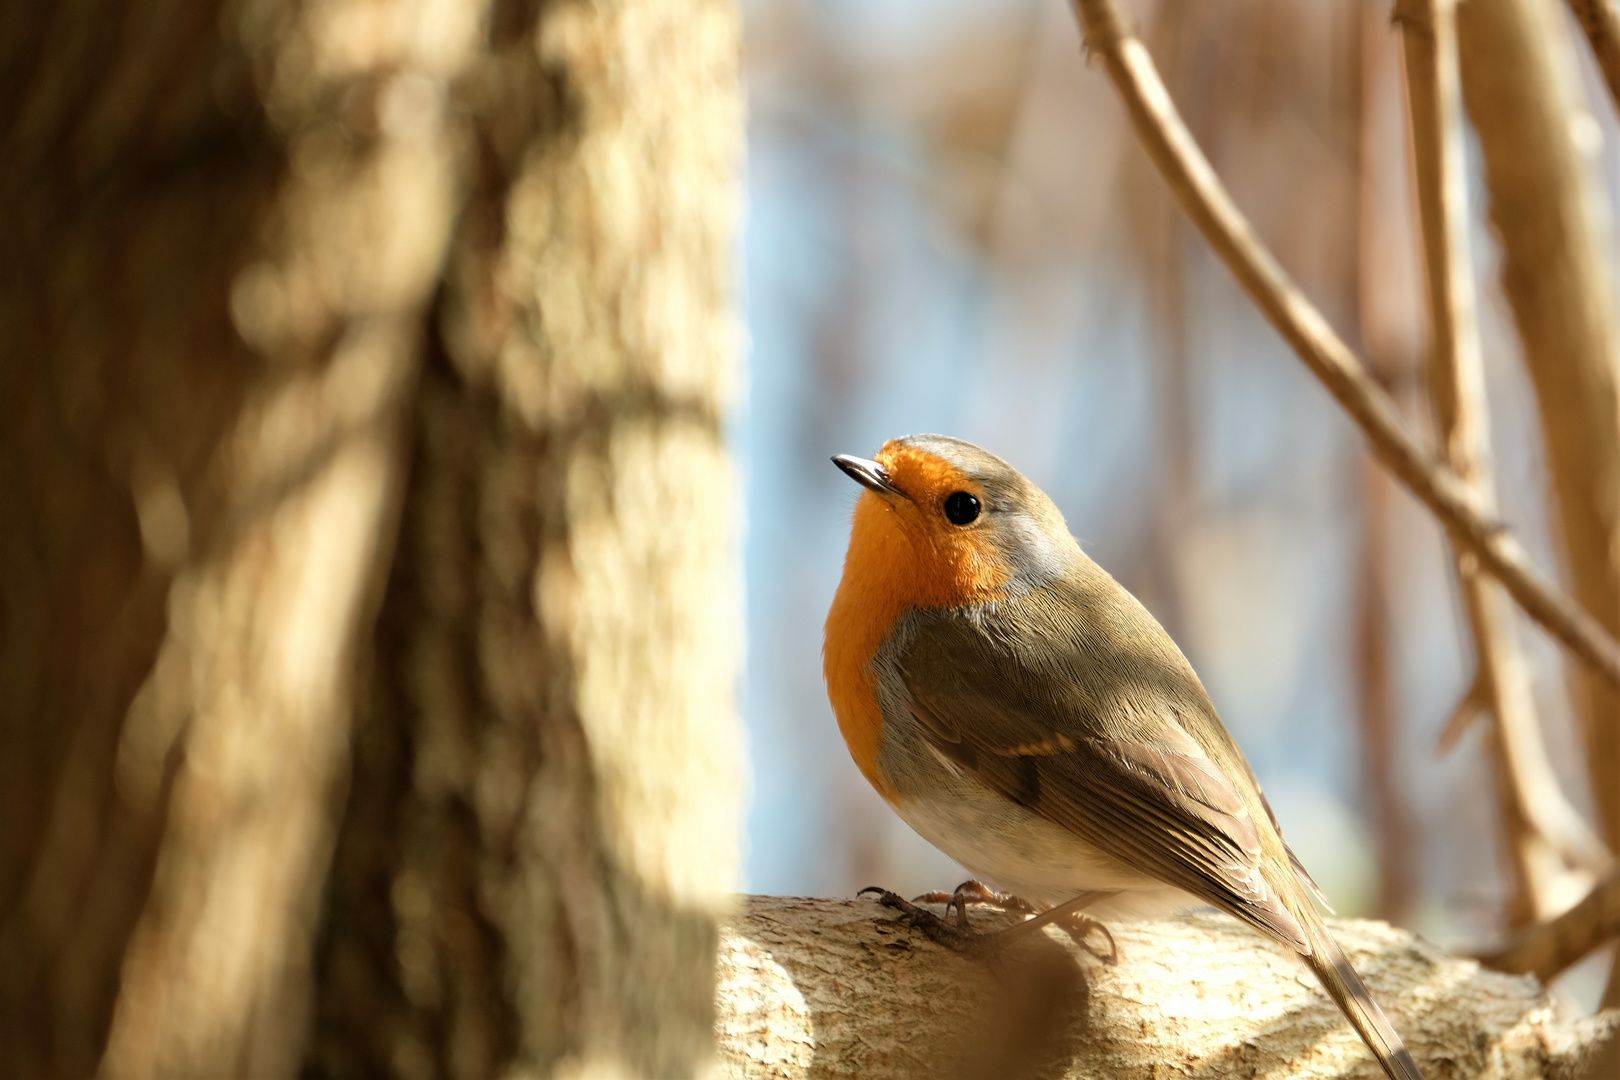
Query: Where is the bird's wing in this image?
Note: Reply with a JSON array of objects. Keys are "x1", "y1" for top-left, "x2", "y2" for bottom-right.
[
  {"x1": 1262, "y1": 790, "x2": 1334, "y2": 913},
  {"x1": 897, "y1": 583, "x2": 1310, "y2": 952}
]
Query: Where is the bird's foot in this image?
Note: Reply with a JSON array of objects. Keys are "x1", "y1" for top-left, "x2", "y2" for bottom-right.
[
  {"x1": 912, "y1": 879, "x2": 1039, "y2": 925},
  {"x1": 860, "y1": 885, "x2": 1119, "y2": 960}
]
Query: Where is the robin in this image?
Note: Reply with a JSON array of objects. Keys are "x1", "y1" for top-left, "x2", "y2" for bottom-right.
[{"x1": 823, "y1": 434, "x2": 1423, "y2": 1080}]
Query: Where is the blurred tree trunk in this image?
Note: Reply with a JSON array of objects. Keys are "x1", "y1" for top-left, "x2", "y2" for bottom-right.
[
  {"x1": 305, "y1": 1, "x2": 745, "y2": 1076},
  {"x1": 1457, "y1": 0, "x2": 1620, "y2": 851},
  {"x1": 1458, "y1": 0, "x2": 1620, "y2": 997},
  {"x1": 0, "y1": 1, "x2": 742, "y2": 1078}
]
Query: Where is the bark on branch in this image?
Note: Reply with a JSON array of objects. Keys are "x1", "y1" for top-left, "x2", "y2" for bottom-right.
[
  {"x1": 717, "y1": 897, "x2": 1620, "y2": 1080},
  {"x1": 1065, "y1": 0, "x2": 1620, "y2": 697}
]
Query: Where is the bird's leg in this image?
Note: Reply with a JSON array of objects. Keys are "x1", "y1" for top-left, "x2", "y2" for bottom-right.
[
  {"x1": 860, "y1": 886, "x2": 1118, "y2": 956},
  {"x1": 1058, "y1": 913, "x2": 1117, "y2": 964}
]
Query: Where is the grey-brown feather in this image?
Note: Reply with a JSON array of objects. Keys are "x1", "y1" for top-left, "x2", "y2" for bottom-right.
[{"x1": 897, "y1": 559, "x2": 1314, "y2": 953}]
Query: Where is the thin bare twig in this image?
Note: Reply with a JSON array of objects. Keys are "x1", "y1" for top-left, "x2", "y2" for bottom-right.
[
  {"x1": 1565, "y1": 0, "x2": 1620, "y2": 111},
  {"x1": 1479, "y1": 864, "x2": 1620, "y2": 982},
  {"x1": 1399, "y1": 0, "x2": 1609, "y2": 923},
  {"x1": 1436, "y1": 674, "x2": 1487, "y2": 753},
  {"x1": 1399, "y1": 0, "x2": 1543, "y2": 915},
  {"x1": 1068, "y1": 0, "x2": 1620, "y2": 695}
]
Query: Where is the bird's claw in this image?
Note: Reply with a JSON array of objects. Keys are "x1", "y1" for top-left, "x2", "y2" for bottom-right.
[
  {"x1": 861, "y1": 887, "x2": 990, "y2": 952},
  {"x1": 916, "y1": 879, "x2": 1039, "y2": 919}
]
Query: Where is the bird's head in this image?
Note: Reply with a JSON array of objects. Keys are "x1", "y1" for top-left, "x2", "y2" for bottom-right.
[{"x1": 832, "y1": 434, "x2": 1075, "y2": 610}]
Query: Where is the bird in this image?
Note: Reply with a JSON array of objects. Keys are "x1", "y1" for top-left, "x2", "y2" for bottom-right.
[{"x1": 823, "y1": 433, "x2": 1424, "y2": 1080}]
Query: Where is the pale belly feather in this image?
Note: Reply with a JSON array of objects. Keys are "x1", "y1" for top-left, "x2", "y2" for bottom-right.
[{"x1": 884, "y1": 735, "x2": 1199, "y2": 918}]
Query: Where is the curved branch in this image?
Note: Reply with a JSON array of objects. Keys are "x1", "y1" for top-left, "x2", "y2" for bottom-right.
[
  {"x1": 717, "y1": 897, "x2": 1620, "y2": 1079},
  {"x1": 1065, "y1": 0, "x2": 1620, "y2": 694},
  {"x1": 1479, "y1": 865, "x2": 1620, "y2": 983}
]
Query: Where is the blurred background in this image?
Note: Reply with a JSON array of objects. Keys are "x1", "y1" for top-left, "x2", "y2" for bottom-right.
[{"x1": 737, "y1": 0, "x2": 1609, "y2": 995}]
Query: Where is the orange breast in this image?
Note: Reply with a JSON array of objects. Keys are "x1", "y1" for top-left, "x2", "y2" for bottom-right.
[{"x1": 824, "y1": 481, "x2": 1014, "y2": 803}]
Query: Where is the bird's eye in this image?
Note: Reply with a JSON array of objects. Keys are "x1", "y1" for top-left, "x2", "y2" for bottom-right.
[{"x1": 943, "y1": 491, "x2": 980, "y2": 525}]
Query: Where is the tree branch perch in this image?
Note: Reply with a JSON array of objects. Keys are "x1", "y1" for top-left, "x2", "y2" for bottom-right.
[{"x1": 716, "y1": 897, "x2": 1620, "y2": 1079}]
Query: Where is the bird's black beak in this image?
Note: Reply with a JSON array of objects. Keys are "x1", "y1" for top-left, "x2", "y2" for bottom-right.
[{"x1": 832, "y1": 454, "x2": 906, "y2": 499}]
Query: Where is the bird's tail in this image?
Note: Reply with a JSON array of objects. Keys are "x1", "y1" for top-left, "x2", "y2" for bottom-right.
[{"x1": 1300, "y1": 914, "x2": 1425, "y2": 1080}]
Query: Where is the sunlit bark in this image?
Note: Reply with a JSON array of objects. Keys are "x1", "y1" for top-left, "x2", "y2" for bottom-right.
[{"x1": 716, "y1": 898, "x2": 1620, "y2": 1080}]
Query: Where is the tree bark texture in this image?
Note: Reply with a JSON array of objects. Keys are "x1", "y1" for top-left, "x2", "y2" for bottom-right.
[
  {"x1": 304, "y1": 2, "x2": 744, "y2": 1079},
  {"x1": 2, "y1": 0, "x2": 432, "y2": 1074},
  {"x1": 0, "y1": 1, "x2": 742, "y2": 1078},
  {"x1": 1458, "y1": 0, "x2": 1620, "y2": 864},
  {"x1": 717, "y1": 897, "x2": 1620, "y2": 1080}
]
